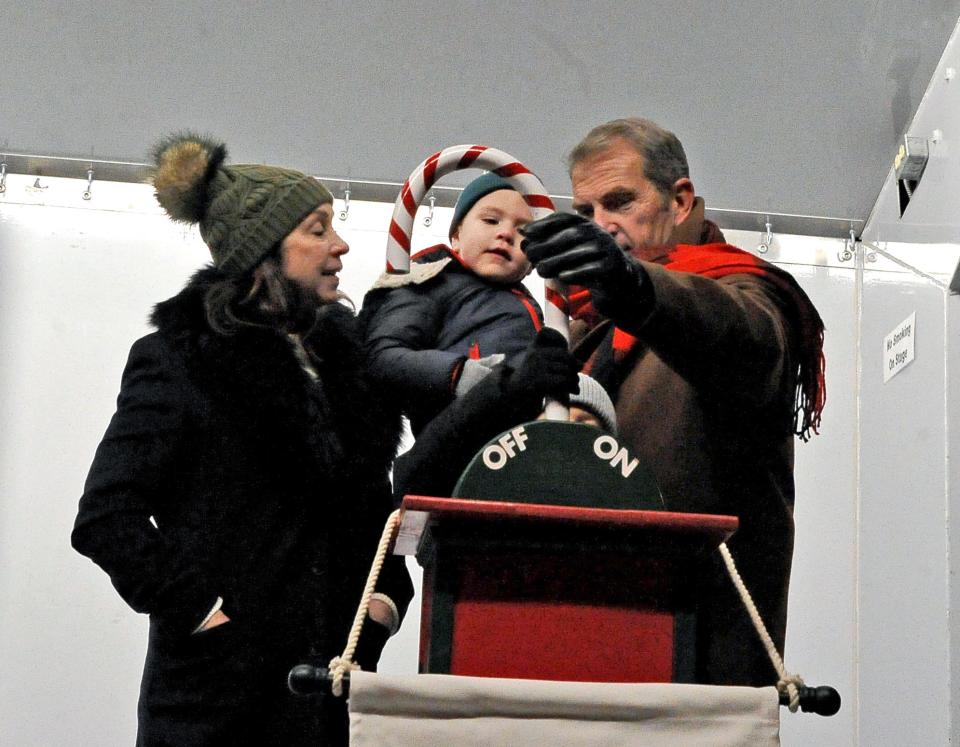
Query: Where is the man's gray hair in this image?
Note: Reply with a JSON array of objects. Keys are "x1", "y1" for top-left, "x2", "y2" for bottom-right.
[{"x1": 567, "y1": 118, "x2": 689, "y2": 197}]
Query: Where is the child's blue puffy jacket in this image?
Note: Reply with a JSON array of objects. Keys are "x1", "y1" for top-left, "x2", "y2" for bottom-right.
[{"x1": 359, "y1": 244, "x2": 543, "y2": 434}]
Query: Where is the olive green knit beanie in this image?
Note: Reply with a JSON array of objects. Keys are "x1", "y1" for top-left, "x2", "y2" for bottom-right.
[{"x1": 150, "y1": 133, "x2": 333, "y2": 276}]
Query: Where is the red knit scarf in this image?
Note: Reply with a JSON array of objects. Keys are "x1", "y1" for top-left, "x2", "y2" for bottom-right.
[{"x1": 570, "y1": 243, "x2": 826, "y2": 440}]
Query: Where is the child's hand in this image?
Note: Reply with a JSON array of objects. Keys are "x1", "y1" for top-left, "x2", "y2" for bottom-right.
[
  {"x1": 505, "y1": 328, "x2": 580, "y2": 406},
  {"x1": 455, "y1": 354, "x2": 506, "y2": 397}
]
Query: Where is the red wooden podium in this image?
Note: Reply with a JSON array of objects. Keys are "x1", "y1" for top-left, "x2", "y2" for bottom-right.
[{"x1": 395, "y1": 494, "x2": 738, "y2": 684}]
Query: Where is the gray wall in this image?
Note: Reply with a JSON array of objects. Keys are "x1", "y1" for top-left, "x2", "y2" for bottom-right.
[
  {"x1": 4, "y1": 1, "x2": 960, "y2": 222},
  {"x1": 864, "y1": 18, "x2": 960, "y2": 244}
]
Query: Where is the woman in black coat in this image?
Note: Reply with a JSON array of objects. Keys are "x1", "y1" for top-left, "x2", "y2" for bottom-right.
[{"x1": 72, "y1": 135, "x2": 412, "y2": 746}]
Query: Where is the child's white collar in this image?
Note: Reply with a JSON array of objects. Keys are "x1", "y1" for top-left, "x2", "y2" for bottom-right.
[{"x1": 369, "y1": 257, "x2": 452, "y2": 290}]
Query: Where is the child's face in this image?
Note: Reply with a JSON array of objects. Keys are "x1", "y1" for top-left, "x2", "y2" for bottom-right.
[
  {"x1": 538, "y1": 406, "x2": 604, "y2": 430},
  {"x1": 569, "y1": 406, "x2": 603, "y2": 429},
  {"x1": 451, "y1": 190, "x2": 533, "y2": 284}
]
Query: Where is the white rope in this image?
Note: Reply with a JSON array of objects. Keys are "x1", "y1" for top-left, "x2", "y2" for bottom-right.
[
  {"x1": 329, "y1": 509, "x2": 402, "y2": 697},
  {"x1": 718, "y1": 541, "x2": 804, "y2": 711},
  {"x1": 330, "y1": 513, "x2": 805, "y2": 708}
]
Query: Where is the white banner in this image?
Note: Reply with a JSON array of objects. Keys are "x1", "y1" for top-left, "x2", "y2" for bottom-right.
[{"x1": 349, "y1": 672, "x2": 780, "y2": 746}]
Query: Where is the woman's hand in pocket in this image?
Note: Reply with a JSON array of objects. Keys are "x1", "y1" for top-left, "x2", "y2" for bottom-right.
[{"x1": 199, "y1": 609, "x2": 231, "y2": 632}]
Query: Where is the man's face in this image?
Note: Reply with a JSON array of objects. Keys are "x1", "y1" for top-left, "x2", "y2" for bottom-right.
[
  {"x1": 451, "y1": 189, "x2": 533, "y2": 284},
  {"x1": 571, "y1": 139, "x2": 691, "y2": 261}
]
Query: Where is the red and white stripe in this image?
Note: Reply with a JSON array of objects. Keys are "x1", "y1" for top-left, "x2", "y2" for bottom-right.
[{"x1": 386, "y1": 144, "x2": 569, "y2": 421}]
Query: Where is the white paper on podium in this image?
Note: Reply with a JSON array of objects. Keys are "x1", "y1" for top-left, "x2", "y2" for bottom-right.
[{"x1": 348, "y1": 672, "x2": 780, "y2": 746}]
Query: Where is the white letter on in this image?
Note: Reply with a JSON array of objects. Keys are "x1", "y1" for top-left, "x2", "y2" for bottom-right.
[
  {"x1": 594, "y1": 435, "x2": 619, "y2": 460},
  {"x1": 611, "y1": 448, "x2": 639, "y2": 478}
]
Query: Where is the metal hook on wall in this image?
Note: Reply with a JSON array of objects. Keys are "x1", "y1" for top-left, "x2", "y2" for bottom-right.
[
  {"x1": 339, "y1": 187, "x2": 350, "y2": 221},
  {"x1": 838, "y1": 229, "x2": 857, "y2": 262},
  {"x1": 423, "y1": 194, "x2": 436, "y2": 227},
  {"x1": 757, "y1": 220, "x2": 773, "y2": 254},
  {"x1": 82, "y1": 168, "x2": 94, "y2": 201}
]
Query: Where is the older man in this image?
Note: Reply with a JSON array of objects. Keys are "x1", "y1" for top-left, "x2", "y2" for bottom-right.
[{"x1": 522, "y1": 118, "x2": 825, "y2": 686}]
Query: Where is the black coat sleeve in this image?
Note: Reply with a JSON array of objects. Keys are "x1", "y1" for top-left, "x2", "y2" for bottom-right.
[
  {"x1": 71, "y1": 334, "x2": 219, "y2": 636},
  {"x1": 392, "y1": 365, "x2": 546, "y2": 500}
]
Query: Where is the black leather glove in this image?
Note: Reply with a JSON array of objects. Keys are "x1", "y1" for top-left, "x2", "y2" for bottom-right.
[
  {"x1": 521, "y1": 212, "x2": 650, "y2": 324},
  {"x1": 504, "y1": 327, "x2": 580, "y2": 411}
]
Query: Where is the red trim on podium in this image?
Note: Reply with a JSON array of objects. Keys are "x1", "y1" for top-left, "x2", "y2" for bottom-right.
[{"x1": 396, "y1": 496, "x2": 738, "y2": 555}]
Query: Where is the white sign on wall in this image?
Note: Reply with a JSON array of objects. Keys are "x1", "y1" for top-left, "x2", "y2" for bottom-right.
[{"x1": 883, "y1": 311, "x2": 916, "y2": 383}]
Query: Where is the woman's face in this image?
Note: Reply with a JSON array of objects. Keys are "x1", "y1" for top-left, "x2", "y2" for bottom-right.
[{"x1": 280, "y1": 203, "x2": 349, "y2": 303}]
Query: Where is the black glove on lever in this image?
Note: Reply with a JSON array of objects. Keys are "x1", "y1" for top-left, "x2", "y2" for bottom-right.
[
  {"x1": 504, "y1": 327, "x2": 580, "y2": 415},
  {"x1": 521, "y1": 213, "x2": 652, "y2": 327}
]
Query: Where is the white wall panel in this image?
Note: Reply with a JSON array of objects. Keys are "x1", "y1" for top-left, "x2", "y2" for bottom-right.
[
  {"x1": 949, "y1": 294, "x2": 960, "y2": 746},
  {"x1": 776, "y1": 262, "x2": 858, "y2": 747},
  {"x1": 0, "y1": 187, "x2": 209, "y2": 746},
  {"x1": 0, "y1": 179, "x2": 442, "y2": 745},
  {"x1": 857, "y1": 269, "x2": 949, "y2": 744},
  {"x1": 1, "y1": 182, "x2": 865, "y2": 744}
]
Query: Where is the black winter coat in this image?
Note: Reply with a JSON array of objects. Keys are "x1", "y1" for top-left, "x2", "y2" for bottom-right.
[
  {"x1": 360, "y1": 245, "x2": 543, "y2": 433},
  {"x1": 72, "y1": 267, "x2": 413, "y2": 747}
]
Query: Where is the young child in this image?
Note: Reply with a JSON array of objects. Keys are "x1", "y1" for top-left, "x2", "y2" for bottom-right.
[
  {"x1": 362, "y1": 172, "x2": 577, "y2": 434},
  {"x1": 564, "y1": 372, "x2": 618, "y2": 434}
]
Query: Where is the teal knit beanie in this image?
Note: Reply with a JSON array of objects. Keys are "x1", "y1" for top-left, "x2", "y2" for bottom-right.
[
  {"x1": 151, "y1": 133, "x2": 333, "y2": 276},
  {"x1": 449, "y1": 172, "x2": 517, "y2": 239}
]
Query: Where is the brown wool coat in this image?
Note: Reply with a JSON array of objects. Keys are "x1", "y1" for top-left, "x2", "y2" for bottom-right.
[{"x1": 584, "y1": 217, "x2": 803, "y2": 686}]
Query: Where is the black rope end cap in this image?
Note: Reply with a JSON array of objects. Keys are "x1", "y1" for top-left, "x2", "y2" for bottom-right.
[
  {"x1": 781, "y1": 685, "x2": 841, "y2": 716},
  {"x1": 288, "y1": 664, "x2": 331, "y2": 696}
]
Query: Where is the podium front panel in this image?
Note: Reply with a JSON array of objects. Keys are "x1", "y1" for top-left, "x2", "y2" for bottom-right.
[{"x1": 402, "y1": 496, "x2": 736, "y2": 684}]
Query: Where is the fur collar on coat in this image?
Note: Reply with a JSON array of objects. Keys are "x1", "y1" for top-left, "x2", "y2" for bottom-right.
[{"x1": 149, "y1": 265, "x2": 403, "y2": 471}]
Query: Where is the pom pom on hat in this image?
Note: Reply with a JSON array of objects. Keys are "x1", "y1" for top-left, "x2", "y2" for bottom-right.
[
  {"x1": 149, "y1": 132, "x2": 333, "y2": 276},
  {"x1": 151, "y1": 133, "x2": 227, "y2": 224}
]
